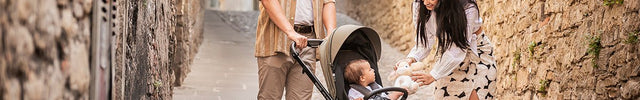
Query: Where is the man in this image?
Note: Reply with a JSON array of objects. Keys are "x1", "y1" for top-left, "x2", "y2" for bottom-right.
[{"x1": 255, "y1": 0, "x2": 336, "y2": 99}]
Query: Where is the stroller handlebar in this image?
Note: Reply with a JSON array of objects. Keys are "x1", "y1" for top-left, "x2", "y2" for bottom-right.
[
  {"x1": 306, "y1": 39, "x2": 324, "y2": 48},
  {"x1": 290, "y1": 39, "x2": 324, "y2": 54}
]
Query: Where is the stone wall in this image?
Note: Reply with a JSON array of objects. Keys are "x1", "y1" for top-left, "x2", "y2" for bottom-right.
[
  {"x1": 339, "y1": 0, "x2": 640, "y2": 99},
  {"x1": 479, "y1": 0, "x2": 639, "y2": 99},
  {"x1": 171, "y1": 0, "x2": 205, "y2": 87},
  {"x1": 112, "y1": 0, "x2": 175, "y2": 99},
  {"x1": 337, "y1": 0, "x2": 416, "y2": 54},
  {"x1": 0, "y1": 0, "x2": 93, "y2": 99},
  {"x1": 112, "y1": 0, "x2": 203, "y2": 99}
]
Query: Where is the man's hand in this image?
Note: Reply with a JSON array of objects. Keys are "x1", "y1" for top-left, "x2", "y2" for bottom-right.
[
  {"x1": 287, "y1": 32, "x2": 308, "y2": 49},
  {"x1": 411, "y1": 72, "x2": 435, "y2": 86}
]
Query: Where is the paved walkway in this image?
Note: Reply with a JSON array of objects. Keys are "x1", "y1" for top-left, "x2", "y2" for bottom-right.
[
  {"x1": 172, "y1": 11, "x2": 259, "y2": 100},
  {"x1": 173, "y1": 10, "x2": 433, "y2": 100}
]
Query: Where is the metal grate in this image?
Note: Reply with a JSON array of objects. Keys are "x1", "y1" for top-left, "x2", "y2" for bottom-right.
[{"x1": 90, "y1": 0, "x2": 114, "y2": 99}]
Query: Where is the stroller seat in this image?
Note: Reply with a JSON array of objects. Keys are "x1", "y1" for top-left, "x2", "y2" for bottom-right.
[
  {"x1": 334, "y1": 50, "x2": 381, "y2": 100},
  {"x1": 331, "y1": 30, "x2": 383, "y2": 100}
]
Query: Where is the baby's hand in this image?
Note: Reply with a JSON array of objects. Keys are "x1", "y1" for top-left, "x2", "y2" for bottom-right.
[{"x1": 354, "y1": 97, "x2": 363, "y2": 100}]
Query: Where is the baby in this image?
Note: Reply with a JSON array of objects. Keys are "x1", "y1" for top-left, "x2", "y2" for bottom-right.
[{"x1": 345, "y1": 59, "x2": 404, "y2": 100}]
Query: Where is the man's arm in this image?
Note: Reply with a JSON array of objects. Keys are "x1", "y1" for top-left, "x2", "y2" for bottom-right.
[
  {"x1": 261, "y1": 0, "x2": 307, "y2": 48},
  {"x1": 322, "y1": 2, "x2": 337, "y2": 37}
]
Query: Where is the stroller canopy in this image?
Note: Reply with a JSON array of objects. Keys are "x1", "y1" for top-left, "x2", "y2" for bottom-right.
[
  {"x1": 318, "y1": 25, "x2": 382, "y2": 99},
  {"x1": 319, "y1": 25, "x2": 382, "y2": 69}
]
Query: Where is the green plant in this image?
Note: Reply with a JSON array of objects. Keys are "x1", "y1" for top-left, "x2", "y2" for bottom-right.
[
  {"x1": 154, "y1": 80, "x2": 162, "y2": 87},
  {"x1": 583, "y1": 12, "x2": 591, "y2": 17},
  {"x1": 625, "y1": 31, "x2": 638, "y2": 44},
  {"x1": 513, "y1": 50, "x2": 521, "y2": 67},
  {"x1": 538, "y1": 79, "x2": 551, "y2": 96},
  {"x1": 603, "y1": 0, "x2": 624, "y2": 6},
  {"x1": 528, "y1": 41, "x2": 537, "y2": 56},
  {"x1": 588, "y1": 35, "x2": 602, "y2": 68},
  {"x1": 142, "y1": 0, "x2": 148, "y2": 8}
]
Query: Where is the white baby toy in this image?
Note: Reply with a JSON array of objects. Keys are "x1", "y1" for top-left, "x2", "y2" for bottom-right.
[{"x1": 389, "y1": 62, "x2": 426, "y2": 94}]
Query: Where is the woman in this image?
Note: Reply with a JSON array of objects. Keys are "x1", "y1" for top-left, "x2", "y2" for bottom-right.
[{"x1": 394, "y1": 0, "x2": 496, "y2": 99}]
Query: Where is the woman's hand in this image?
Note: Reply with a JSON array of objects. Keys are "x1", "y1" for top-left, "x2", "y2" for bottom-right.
[
  {"x1": 411, "y1": 72, "x2": 435, "y2": 86},
  {"x1": 394, "y1": 58, "x2": 415, "y2": 70}
]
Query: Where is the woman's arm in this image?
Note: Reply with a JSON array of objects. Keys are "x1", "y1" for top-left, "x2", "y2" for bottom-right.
[
  {"x1": 428, "y1": 5, "x2": 481, "y2": 80},
  {"x1": 397, "y1": 1, "x2": 432, "y2": 69},
  {"x1": 405, "y1": 1, "x2": 435, "y2": 62},
  {"x1": 411, "y1": 2, "x2": 483, "y2": 85},
  {"x1": 466, "y1": 4, "x2": 482, "y2": 35},
  {"x1": 411, "y1": 46, "x2": 466, "y2": 86},
  {"x1": 429, "y1": 46, "x2": 467, "y2": 80}
]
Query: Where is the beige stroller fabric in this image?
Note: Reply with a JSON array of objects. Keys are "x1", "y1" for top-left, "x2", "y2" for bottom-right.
[{"x1": 318, "y1": 25, "x2": 382, "y2": 98}]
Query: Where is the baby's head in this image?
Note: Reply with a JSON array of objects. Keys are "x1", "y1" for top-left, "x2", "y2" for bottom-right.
[{"x1": 344, "y1": 59, "x2": 376, "y2": 86}]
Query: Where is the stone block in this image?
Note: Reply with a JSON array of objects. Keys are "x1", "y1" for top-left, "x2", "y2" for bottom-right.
[
  {"x1": 57, "y1": 0, "x2": 69, "y2": 6},
  {"x1": 65, "y1": 42, "x2": 90, "y2": 94},
  {"x1": 23, "y1": 76, "x2": 46, "y2": 100},
  {"x1": 595, "y1": 76, "x2": 617, "y2": 94},
  {"x1": 82, "y1": 0, "x2": 92, "y2": 14},
  {"x1": 9, "y1": 0, "x2": 35, "y2": 23},
  {"x1": 35, "y1": 0, "x2": 61, "y2": 51},
  {"x1": 626, "y1": 0, "x2": 639, "y2": 10},
  {"x1": 621, "y1": 79, "x2": 640, "y2": 99},
  {"x1": 516, "y1": 69, "x2": 529, "y2": 90},
  {"x1": 3, "y1": 79, "x2": 21, "y2": 100},
  {"x1": 0, "y1": 0, "x2": 5, "y2": 7},
  {"x1": 61, "y1": 9, "x2": 79, "y2": 38},
  {"x1": 73, "y1": 1, "x2": 84, "y2": 18},
  {"x1": 4, "y1": 25, "x2": 34, "y2": 58}
]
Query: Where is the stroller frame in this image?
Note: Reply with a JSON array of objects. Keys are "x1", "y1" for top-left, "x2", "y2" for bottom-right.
[
  {"x1": 289, "y1": 25, "x2": 407, "y2": 100},
  {"x1": 290, "y1": 41, "x2": 334, "y2": 100}
]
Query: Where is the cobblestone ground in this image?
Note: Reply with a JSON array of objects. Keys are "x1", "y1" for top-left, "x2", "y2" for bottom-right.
[{"x1": 173, "y1": 10, "x2": 433, "y2": 100}]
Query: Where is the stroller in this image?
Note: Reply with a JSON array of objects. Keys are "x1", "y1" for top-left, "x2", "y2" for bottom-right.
[{"x1": 290, "y1": 25, "x2": 408, "y2": 100}]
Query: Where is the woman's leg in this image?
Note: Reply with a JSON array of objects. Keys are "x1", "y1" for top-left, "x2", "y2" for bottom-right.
[
  {"x1": 470, "y1": 90, "x2": 479, "y2": 100},
  {"x1": 434, "y1": 51, "x2": 476, "y2": 100}
]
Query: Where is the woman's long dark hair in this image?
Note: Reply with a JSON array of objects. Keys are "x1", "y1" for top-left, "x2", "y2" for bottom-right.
[{"x1": 416, "y1": 0, "x2": 478, "y2": 56}]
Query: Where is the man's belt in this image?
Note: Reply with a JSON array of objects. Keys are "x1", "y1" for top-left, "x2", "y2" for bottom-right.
[{"x1": 294, "y1": 24, "x2": 314, "y2": 33}]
